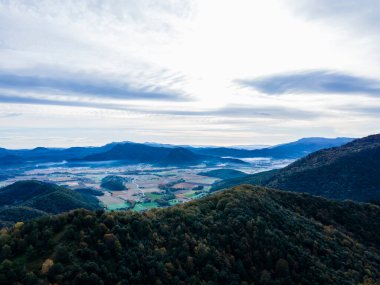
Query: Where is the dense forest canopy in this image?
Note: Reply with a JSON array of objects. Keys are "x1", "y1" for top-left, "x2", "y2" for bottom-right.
[{"x1": 0, "y1": 185, "x2": 379, "y2": 284}]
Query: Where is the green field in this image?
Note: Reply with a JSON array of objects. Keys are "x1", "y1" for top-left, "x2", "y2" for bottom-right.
[
  {"x1": 193, "y1": 193, "x2": 208, "y2": 199},
  {"x1": 184, "y1": 191, "x2": 197, "y2": 198},
  {"x1": 132, "y1": 204, "x2": 146, "y2": 211},
  {"x1": 107, "y1": 202, "x2": 131, "y2": 211},
  {"x1": 168, "y1": 199, "x2": 180, "y2": 206},
  {"x1": 203, "y1": 186, "x2": 211, "y2": 192},
  {"x1": 132, "y1": 201, "x2": 159, "y2": 211},
  {"x1": 145, "y1": 192, "x2": 164, "y2": 200}
]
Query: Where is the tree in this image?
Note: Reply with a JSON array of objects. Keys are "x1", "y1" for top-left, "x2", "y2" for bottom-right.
[
  {"x1": 41, "y1": 258, "x2": 54, "y2": 274},
  {"x1": 275, "y1": 258, "x2": 290, "y2": 277},
  {"x1": 0, "y1": 245, "x2": 11, "y2": 260}
]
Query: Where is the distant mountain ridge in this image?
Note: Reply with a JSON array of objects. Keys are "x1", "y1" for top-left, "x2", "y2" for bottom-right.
[
  {"x1": 0, "y1": 143, "x2": 117, "y2": 166},
  {"x1": 212, "y1": 134, "x2": 380, "y2": 202},
  {"x1": 78, "y1": 143, "x2": 250, "y2": 166},
  {"x1": 0, "y1": 137, "x2": 354, "y2": 167},
  {"x1": 77, "y1": 143, "x2": 204, "y2": 166},
  {"x1": 189, "y1": 137, "x2": 354, "y2": 159}
]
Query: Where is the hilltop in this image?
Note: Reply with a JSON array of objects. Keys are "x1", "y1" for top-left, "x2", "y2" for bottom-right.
[
  {"x1": 100, "y1": 175, "x2": 127, "y2": 191},
  {"x1": 0, "y1": 185, "x2": 379, "y2": 284}
]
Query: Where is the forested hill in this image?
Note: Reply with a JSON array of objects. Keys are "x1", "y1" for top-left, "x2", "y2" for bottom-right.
[
  {"x1": 0, "y1": 181, "x2": 100, "y2": 226},
  {"x1": 212, "y1": 134, "x2": 380, "y2": 202},
  {"x1": 265, "y1": 134, "x2": 380, "y2": 202},
  {"x1": 1, "y1": 185, "x2": 379, "y2": 284}
]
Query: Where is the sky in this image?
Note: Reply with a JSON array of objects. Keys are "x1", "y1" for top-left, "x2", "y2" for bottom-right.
[{"x1": 1, "y1": 0, "x2": 380, "y2": 148}]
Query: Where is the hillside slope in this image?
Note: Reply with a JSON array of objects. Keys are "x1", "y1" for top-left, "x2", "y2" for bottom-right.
[
  {"x1": 211, "y1": 169, "x2": 279, "y2": 192},
  {"x1": 1, "y1": 185, "x2": 379, "y2": 284},
  {"x1": 212, "y1": 134, "x2": 380, "y2": 202},
  {"x1": 0, "y1": 181, "x2": 100, "y2": 226},
  {"x1": 198, "y1": 168, "x2": 248, "y2": 179},
  {"x1": 265, "y1": 134, "x2": 380, "y2": 202}
]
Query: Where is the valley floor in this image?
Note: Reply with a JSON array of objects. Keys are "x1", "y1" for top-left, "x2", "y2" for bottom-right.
[{"x1": 0, "y1": 158, "x2": 293, "y2": 211}]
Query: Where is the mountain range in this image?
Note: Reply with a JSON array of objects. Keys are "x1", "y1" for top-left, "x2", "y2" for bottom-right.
[
  {"x1": 0, "y1": 143, "x2": 117, "y2": 166},
  {"x1": 188, "y1": 137, "x2": 354, "y2": 159},
  {"x1": 0, "y1": 137, "x2": 354, "y2": 168}
]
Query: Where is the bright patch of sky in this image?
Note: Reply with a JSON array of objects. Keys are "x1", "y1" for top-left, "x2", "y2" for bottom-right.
[{"x1": 0, "y1": 0, "x2": 379, "y2": 148}]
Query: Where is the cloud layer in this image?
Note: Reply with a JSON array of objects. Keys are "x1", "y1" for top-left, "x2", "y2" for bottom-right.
[
  {"x1": 239, "y1": 70, "x2": 380, "y2": 96},
  {"x1": 0, "y1": 71, "x2": 185, "y2": 101}
]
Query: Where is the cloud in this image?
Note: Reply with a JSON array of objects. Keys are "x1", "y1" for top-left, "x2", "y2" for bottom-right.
[
  {"x1": 290, "y1": 0, "x2": 380, "y2": 34},
  {"x1": 0, "y1": 92, "x2": 318, "y2": 121},
  {"x1": 146, "y1": 105, "x2": 320, "y2": 120},
  {"x1": 0, "y1": 93, "x2": 125, "y2": 111},
  {"x1": 336, "y1": 104, "x2": 380, "y2": 116},
  {"x1": 239, "y1": 70, "x2": 380, "y2": 96},
  {"x1": 0, "y1": 112, "x2": 21, "y2": 118},
  {"x1": 287, "y1": 0, "x2": 380, "y2": 63},
  {"x1": 0, "y1": 71, "x2": 187, "y2": 101}
]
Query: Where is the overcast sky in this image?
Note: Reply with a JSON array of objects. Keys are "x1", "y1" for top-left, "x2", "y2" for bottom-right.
[{"x1": 1, "y1": 0, "x2": 380, "y2": 148}]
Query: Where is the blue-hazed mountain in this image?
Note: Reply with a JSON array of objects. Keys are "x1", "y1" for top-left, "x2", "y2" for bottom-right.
[
  {"x1": 157, "y1": 147, "x2": 201, "y2": 166},
  {"x1": 212, "y1": 134, "x2": 380, "y2": 202},
  {"x1": 188, "y1": 137, "x2": 354, "y2": 159},
  {"x1": 77, "y1": 143, "x2": 201, "y2": 164},
  {"x1": 0, "y1": 137, "x2": 353, "y2": 167},
  {"x1": 75, "y1": 143, "x2": 248, "y2": 166},
  {"x1": 24, "y1": 146, "x2": 113, "y2": 161},
  {"x1": 0, "y1": 154, "x2": 25, "y2": 166},
  {"x1": 0, "y1": 143, "x2": 118, "y2": 164}
]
